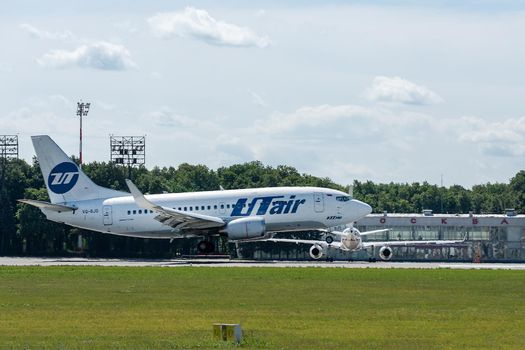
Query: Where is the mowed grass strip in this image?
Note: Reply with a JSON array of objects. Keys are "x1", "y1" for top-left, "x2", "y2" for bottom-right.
[{"x1": 0, "y1": 266, "x2": 524, "y2": 350}]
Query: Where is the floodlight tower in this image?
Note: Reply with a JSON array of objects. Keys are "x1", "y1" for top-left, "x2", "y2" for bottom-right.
[
  {"x1": 76, "y1": 101, "x2": 91, "y2": 168},
  {"x1": 0, "y1": 135, "x2": 18, "y2": 160},
  {"x1": 109, "y1": 135, "x2": 146, "y2": 179},
  {"x1": 0, "y1": 135, "x2": 19, "y2": 188}
]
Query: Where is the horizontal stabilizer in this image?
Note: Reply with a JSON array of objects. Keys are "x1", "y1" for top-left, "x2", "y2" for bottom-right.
[{"x1": 18, "y1": 199, "x2": 76, "y2": 212}]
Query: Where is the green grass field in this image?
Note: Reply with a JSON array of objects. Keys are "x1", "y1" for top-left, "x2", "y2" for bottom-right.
[{"x1": 0, "y1": 266, "x2": 524, "y2": 349}]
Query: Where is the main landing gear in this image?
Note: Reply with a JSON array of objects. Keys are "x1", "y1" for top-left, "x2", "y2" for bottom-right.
[{"x1": 197, "y1": 240, "x2": 215, "y2": 254}]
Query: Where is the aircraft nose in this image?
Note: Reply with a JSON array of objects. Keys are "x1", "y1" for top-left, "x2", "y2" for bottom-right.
[{"x1": 351, "y1": 199, "x2": 372, "y2": 219}]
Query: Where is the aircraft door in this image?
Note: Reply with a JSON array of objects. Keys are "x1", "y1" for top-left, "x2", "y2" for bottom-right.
[
  {"x1": 314, "y1": 193, "x2": 324, "y2": 213},
  {"x1": 102, "y1": 205, "x2": 113, "y2": 225}
]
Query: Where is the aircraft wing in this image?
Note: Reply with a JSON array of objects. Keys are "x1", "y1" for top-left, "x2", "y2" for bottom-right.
[
  {"x1": 358, "y1": 229, "x2": 390, "y2": 236},
  {"x1": 269, "y1": 237, "x2": 465, "y2": 249},
  {"x1": 125, "y1": 179, "x2": 225, "y2": 231},
  {"x1": 361, "y1": 239, "x2": 466, "y2": 248},
  {"x1": 267, "y1": 238, "x2": 342, "y2": 249},
  {"x1": 320, "y1": 228, "x2": 389, "y2": 237}
]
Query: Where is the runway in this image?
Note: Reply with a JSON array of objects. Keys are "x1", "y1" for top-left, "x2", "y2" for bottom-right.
[{"x1": 0, "y1": 257, "x2": 524, "y2": 269}]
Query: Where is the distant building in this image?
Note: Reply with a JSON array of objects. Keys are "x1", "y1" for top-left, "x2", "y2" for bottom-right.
[{"x1": 356, "y1": 210, "x2": 525, "y2": 262}]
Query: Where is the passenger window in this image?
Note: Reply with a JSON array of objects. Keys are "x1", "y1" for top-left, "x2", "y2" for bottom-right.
[
  {"x1": 178, "y1": 207, "x2": 182, "y2": 210},
  {"x1": 190, "y1": 206, "x2": 193, "y2": 211},
  {"x1": 133, "y1": 210, "x2": 136, "y2": 214},
  {"x1": 138, "y1": 210, "x2": 142, "y2": 214},
  {"x1": 127, "y1": 210, "x2": 130, "y2": 215},
  {"x1": 195, "y1": 206, "x2": 199, "y2": 211},
  {"x1": 220, "y1": 204, "x2": 224, "y2": 209},
  {"x1": 201, "y1": 206, "x2": 205, "y2": 210},
  {"x1": 184, "y1": 207, "x2": 187, "y2": 211},
  {"x1": 214, "y1": 205, "x2": 217, "y2": 209},
  {"x1": 207, "y1": 205, "x2": 211, "y2": 210}
]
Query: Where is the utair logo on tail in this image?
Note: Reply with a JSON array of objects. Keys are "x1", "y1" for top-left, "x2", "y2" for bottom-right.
[
  {"x1": 48, "y1": 162, "x2": 79, "y2": 194},
  {"x1": 231, "y1": 195, "x2": 306, "y2": 216}
]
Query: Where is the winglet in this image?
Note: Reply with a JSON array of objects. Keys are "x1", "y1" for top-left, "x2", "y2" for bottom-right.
[{"x1": 125, "y1": 179, "x2": 157, "y2": 210}]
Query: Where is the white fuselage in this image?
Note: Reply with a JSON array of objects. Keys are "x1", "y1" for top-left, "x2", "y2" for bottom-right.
[{"x1": 43, "y1": 186, "x2": 372, "y2": 239}]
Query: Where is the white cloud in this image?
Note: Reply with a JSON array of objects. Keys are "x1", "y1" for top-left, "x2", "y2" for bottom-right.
[
  {"x1": 36, "y1": 42, "x2": 137, "y2": 70},
  {"x1": 0, "y1": 62, "x2": 13, "y2": 73},
  {"x1": 150, "y1": 71, "x2": 163, "y2": 79},
  {"x1": 1, "y1": 96, "x2": 78, "y2": 135},
  {"x1": 365, "y1": 76, "x2": 443, "y2": 105},
  {"x1": 113, "y1": 20, "x2": 139, "y2": 35},
  {"x1": 147, "y1": 7, "x2": 270, "y2": 48},
  {"x1": 145, "y1": 107, "x2": 222, "y2": 134},
  {"x1": 214, "y1": 135, "x2": 256, "y2": 162},
  {"x1": 258, "y1": 104, "x2": 372, "y2": 133},
  {"x1": 248, "y1": 90, "x2": 268, "y2": 107},
  {"x1": 20, "y1": 23, "x2": 75, "y2": 41},
  {"x1": 135, "y1": 107, "x2": 259, "y2": 166},
  {"x1": 459, "y1": 116, "x2": 525, "y2": 156}
]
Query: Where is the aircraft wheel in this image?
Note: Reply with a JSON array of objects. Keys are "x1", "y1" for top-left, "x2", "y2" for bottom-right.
[
  {"x1": 197, "y1": 240, "x2": 209, "y2": 254},
  {"x1": 205, "y1": 241, "x2": 215, "y2": 254}
]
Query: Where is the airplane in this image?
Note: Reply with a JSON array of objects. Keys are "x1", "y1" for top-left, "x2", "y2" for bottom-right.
[
  {"x1": 269, "y1": 226, "x2": 466, "y2": 261},
  {"x1": 19, "y1": 135, "x2": 373, "y2": 253}
]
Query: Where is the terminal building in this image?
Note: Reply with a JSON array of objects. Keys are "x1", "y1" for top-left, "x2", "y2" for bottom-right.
[
  {"x1": 356, "y1": 210, "x2": 525, "y2": 262},
  {"x1": 238, "y1": 210, "x2": 525, "y2": 262}
]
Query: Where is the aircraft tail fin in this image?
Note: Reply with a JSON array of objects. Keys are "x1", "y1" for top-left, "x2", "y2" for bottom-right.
[{"x1": 32, "y1": 135, "x2": 128, "y2": 204}]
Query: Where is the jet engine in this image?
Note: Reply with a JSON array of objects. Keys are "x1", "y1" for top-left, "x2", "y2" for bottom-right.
[
  {"x1": 224, "y1": 217, "x2": 268, "y2": 241},
  {"x1": 379, "y1": 246, "x2": 393, "y2": 261},
  {"x1": 309, "y1": 244, "x2": 325, "y2": 260}
]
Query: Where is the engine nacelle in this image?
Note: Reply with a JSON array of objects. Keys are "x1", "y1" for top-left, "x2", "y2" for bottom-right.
[
  {"x1": 224, "y1": 217, "x2": 268, "y2": 241},
  {"x1": 379, "y1": 246, "x2": 393, "y2": 261},
  {"x1": 309, "y1": 244, "x2": 325, "y2": 260}
]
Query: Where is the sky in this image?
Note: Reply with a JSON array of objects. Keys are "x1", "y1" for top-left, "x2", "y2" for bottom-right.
[{"x1": 1, "y1": 0, "x2": 524, "y2": 188}]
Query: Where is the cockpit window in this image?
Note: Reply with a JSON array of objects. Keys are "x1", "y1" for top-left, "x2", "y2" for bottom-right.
[{"x1": 336, "y1": 196, "x2": 351, "y2": 202}]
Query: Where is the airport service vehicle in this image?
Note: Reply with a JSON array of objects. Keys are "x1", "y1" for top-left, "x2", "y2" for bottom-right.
[
  {"x1": 19, "y1": 135, "x2": 373, "y2": 253},
  {"x1": 269, "y1": 227, "x2": 465, "y2": 261}
]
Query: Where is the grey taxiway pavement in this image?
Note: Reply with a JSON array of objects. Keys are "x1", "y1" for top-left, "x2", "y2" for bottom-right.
[{"x1": 0, "y1": 257, "x2": 524, "y2": 270}]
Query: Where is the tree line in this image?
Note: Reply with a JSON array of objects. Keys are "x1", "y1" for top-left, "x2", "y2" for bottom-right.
[{"x1": 0, "y1": 156, "x2": 523, "y2": 257}]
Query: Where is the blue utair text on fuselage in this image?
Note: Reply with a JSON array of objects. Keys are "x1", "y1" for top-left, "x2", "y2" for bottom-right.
[
  {"x1": 231, "y1": 195, "x2": 306, "y2": 216},
  {"x1": 48, "y1": 162, "x2": 79, "y2": 194}
]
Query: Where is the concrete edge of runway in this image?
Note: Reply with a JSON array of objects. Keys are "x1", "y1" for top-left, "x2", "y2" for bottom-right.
[{"x1": 0, "y1": 257, "x2": 524, "y2": 270}]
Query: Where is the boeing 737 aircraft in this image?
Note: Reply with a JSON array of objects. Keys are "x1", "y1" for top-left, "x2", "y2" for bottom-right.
[{"x1": 19, "y1": 135, "x2": 373, "y2": 253}]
